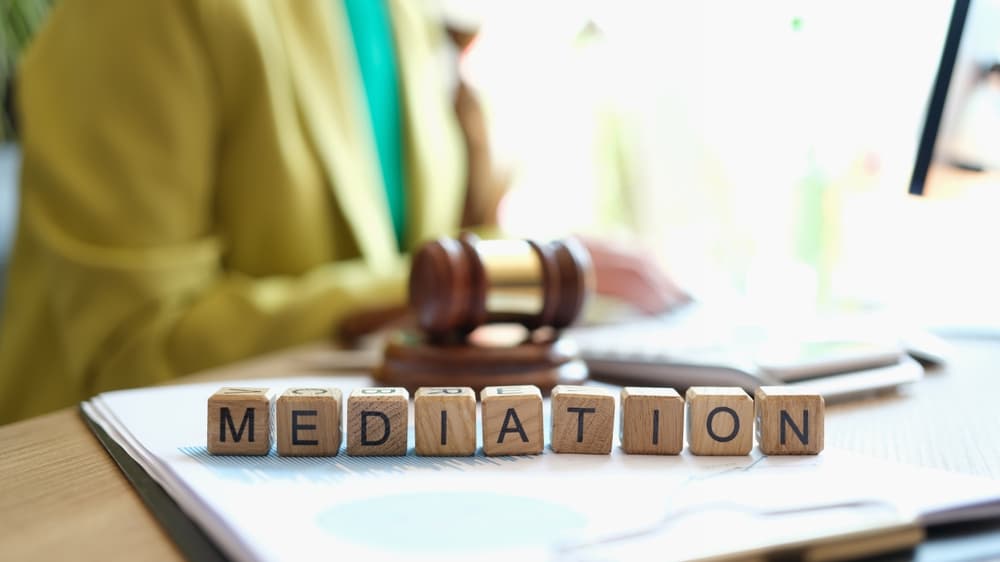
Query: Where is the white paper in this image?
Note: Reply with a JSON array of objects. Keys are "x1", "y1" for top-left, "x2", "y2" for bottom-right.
[{"x1": 82, "y1": 376, "x2": 1000, "y2": 561}]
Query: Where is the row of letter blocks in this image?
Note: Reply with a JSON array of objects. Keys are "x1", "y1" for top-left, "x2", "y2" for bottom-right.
[{"x1": 207, "y1": 385, "x2": 823, "y2": 456}]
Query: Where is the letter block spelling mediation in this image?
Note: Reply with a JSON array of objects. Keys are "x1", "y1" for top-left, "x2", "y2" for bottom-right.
[
  {"x1": 686, "y1": 387, "x2": 753, "y2": 456},
  {"x1": 208, "y1": 387, "x2": 272, "y2": 455},
  {"x1": 276, "y1": 388, "x2": 342, "y2": 456},
  {"x1": 550, "y1": 385, "x2": 615, "y2": 454},
  {"x1": 481, "y1": 385, "x2": 543, "y2": 456},
  {"x1": 415, "y1": 387, "x2": 477, "y2": 456},
  {"x1": 620, "y1": 387, "x2": 684, "y2": 455},
  {"x1": 347, "y1": 387, "x2": 409, "y2": 456},
  {"x1": 755, "y1": 386, "x2": 825, "y2": 455}
]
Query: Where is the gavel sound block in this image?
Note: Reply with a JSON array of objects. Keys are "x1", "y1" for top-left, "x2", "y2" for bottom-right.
[
  {"x1": 207, "y1": 385, "x2": 825, "y2": 457},
  {"x1": 375, "y1": 235, "x2": 594, "y2": 394}
]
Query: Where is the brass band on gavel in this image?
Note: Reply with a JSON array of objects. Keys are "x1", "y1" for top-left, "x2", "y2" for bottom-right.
[{"x1": 408, "y1": 234, "x2": 594, "y2": 336}]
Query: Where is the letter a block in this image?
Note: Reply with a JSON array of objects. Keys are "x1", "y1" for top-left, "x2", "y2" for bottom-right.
[
  {"x1": 481, "y1": 385, "x2": 543, "y2": 456},
  {"x1": 755, "y1": 386, "x2": 825, "y2": 455},
  {"x1": 208, "y1": 387, "x2": 271, "y2": 455},
  {"x1": 347, "y1": 387, "x2": 409, "y2": 456},
  {"x1": 686, "y1": 387, "x2": 753, "y2": 456},
  {"x1": 550, "y1": 385, "x2": 615, "y2": 454},
  {"x1": 415, "y1": 387, "x2": 476, "y2": 456},
  {"x1": 620, "y1": 387, "x2": 684, "y2": 455},
  {"x1": 276, "y1": 388, "x2": 343, "y2": 456}
]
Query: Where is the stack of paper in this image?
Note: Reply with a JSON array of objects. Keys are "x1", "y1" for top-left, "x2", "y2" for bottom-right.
[{"x1": 82, "y1": 376, "x2": 1000, "y2": 561}]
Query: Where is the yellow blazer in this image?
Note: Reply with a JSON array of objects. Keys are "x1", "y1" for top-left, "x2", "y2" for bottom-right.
[{"x1": 0, "y1": 0, "x2": 465, "y2": 422}]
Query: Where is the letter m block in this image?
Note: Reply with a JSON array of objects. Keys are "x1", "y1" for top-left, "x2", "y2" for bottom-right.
[{"x1": 208, "y1": 387, "x2": 272, "y2": 455}]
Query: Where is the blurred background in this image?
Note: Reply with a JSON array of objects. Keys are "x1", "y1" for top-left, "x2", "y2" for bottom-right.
[{"x1": 2, "y1": 0, "x2": 997, "y2": 332}]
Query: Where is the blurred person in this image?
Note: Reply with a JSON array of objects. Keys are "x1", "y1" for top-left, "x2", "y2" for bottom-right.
[{"x1": 0, "y1": 0, "x2": 684, "y2": 423}]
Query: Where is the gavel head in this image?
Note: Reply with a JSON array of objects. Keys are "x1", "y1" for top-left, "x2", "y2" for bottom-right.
[{"x1": 409, "y1": 234, "x2": 594, "y2": 337}]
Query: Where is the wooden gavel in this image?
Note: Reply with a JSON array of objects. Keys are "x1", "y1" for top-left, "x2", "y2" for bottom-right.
[{"x1": 409, "y1": 234, "x2": 594, "y2": 337}]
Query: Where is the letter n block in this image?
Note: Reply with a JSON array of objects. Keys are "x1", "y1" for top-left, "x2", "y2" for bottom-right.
[
  {"x1": 415, "y1": 387, "x2": 476, "y2": 456},
  {"x1": 685, "y1": 387, "x2": 753, "y2": 456},
  {"x1": 208, "y1": 387, "x2": 271, "y2": 455},
  {"x1": 347, "y1": 387, "x2": 409, "y2": 456},
  {"x1": 620, "y1": 387, "x2": 683, "y2": 455},
  {"x1": 276, "y1": 388, "x2": 343, "y2": 456},
  {"x1": 550, "y1": 385, "x2": 615, "y2": 454},
  {"x1": 755, "y1": 386, "x2": 825, "y2": 455},
  {"x1": 480, "y1": 385, "x2": 543, "y2": 456}
]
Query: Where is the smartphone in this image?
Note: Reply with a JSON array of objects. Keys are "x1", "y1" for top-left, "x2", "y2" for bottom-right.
[{"x1": 753, "y1": 340, "x2": 904, "y2": 382}]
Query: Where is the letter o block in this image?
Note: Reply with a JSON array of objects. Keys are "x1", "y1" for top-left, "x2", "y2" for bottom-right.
[
  {"x1": 685, "y1": 387, "x2": 753, "y2": 456},
  {"x1": 755, "y1": 387, "x2": 825, "y2": 455},
  {"x1": 550, "y1": 385, "x2": 615, "y2": 454},
  {"x1": 347, "y1": 387, "x2": 409, "y2": 456},
  {"x1": 208, "y1": 387, "x2": 272, "y2": 455},
  {"x1": 480, "y1": 385, "x2": 543, "y2": 456},
  {"x1": 276, "y1": 388, "x2": 343, "y2": 456},
  {"x1": 415, "y1": 387, "x2": 476, "y2": 456},
  {"x1": 620, "y1": 387, "x2": 684, "y2": 455}
]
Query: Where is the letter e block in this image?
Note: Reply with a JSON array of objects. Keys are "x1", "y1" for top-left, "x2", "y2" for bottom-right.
[
  {"x1": 208, "y1": 387, "x2": 271, "y2": 455},
  {"x1": 481, "y1": 385, "x2": 543, "y2": 456},
  {"x1": 347, "y1": 387, "x2": 409, "y2": 456},
  {"x1": 755, "y1": 386, "x2": 824, "y2": 455},
  {"x1": 620, "y1": 387, "x2": 683, "y2": 455},
  {"x1": 550, "y1": 385, "x2": 615, "y2": 454},
  {"x1": 686, "y1": 387, "x2": 753, "y2": 456},
  {"x1": 276, "y1": 388, "x2": 343, "y2": 456}
]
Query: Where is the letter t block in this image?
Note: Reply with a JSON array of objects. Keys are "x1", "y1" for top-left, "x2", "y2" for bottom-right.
[
  {"x1": 480, "y1": 385, "x2": 543, "y2": 456},
  {"x1": 415, "y1": 387, "x2": 476, "y2": 456},
  {"x1": 685, "y1": 387, "x2": 753, "y2": 456},
  {"x1": 208, "y1": 387, "x2": 272, "y2": 455},
  {"x1": 347, "y1": 387, "x2": 409, "y2": 456},
  {"x1": 276, "y1": 387, "x2": 343, "y2": 456},
  {"x1": 755, "y1": 386, "x2": 825, "y2": 455},
  {"x1": 550, "y1": 385, "x2": 615, "y2": 454}
]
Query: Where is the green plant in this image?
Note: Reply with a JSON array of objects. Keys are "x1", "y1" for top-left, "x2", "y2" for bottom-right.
[{"x1": 1, "y1": 0, "x2": 55, "y2": 142}]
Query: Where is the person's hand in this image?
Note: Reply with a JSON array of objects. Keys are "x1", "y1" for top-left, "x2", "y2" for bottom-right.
[{"x1": 576, "y1": 235, "x2": 690, "y2": 315}]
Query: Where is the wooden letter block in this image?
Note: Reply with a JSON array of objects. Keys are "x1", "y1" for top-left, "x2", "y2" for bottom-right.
[
  {"x1": 347, "y1": 387, "x2": 409, "y2": 456},
  {"x1": 755, "y1": 386, "x2": 825, "y2": 455},
  {"x1": 276, "y1": 387, "x2": 342, "y2": 456},
  {"x1": 686, "y1": 387, "x2": 753, "y2": 456},
  {"x1": 620, "y1": 387, "x2": 684, "y2": 455},
  {"x1": 415, "y1": 387, "x2": 476, "y2": 456},
  {"x1": 480, "y1": 385, "x2": 543, "y2": 456},
  {"x1": 550, "y1": 385, "x2": 615, "y2": 454},
  {"x1": 207, "y1": 387, "x2": 271, "y2": 455}
]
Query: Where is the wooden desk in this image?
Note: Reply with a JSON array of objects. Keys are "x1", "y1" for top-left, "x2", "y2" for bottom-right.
[{"x1": 1, "y1": 338, "x2": 998, "y2": 561}]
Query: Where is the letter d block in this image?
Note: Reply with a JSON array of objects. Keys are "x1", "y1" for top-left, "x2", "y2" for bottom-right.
[
  {"x1": 755, "y1": 387, "x2": 825, "y2": 455},
  {"x1": 620, "y1": 387, "x2": 684, "y2": 455},
  {"x1": 415, "y1": 387, "x2": 476, "y2": 456},
  {"x1": 550, "y1": 385, "x2": 615, "y2": 454},
  {"x1": 686, "y1": 387, "x2": 753, "y2": 456},
  {"x1": 481, "y1": 385, "x2": 543, "y2": 456},
  {"x1": 347, "y1": 387, "x2": 408, "y2": 456},
  {"x1": 276, "y1": 388, "x2": 343, "y2": 456},
  {"x1": 208, "y1": 387, "x2": 271, "y2": 455}
]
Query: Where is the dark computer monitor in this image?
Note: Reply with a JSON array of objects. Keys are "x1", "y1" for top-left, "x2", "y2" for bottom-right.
[{"x1": 910, "y1": 0, "x2": 1000, "y2": 195}]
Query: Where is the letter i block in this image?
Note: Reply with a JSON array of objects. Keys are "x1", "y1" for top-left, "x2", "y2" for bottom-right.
[
  {"x1": 620, "y1": 387, "x2": 684, "y2": 455},
  {"x1": 480, "y1": 385, "x2": 543, "y2": 456},
  {"x1": 755, "y1": 386, "x2": 825, "y2": 455},
  {"x1": 550, "y1": 385, "x2": 615, "y2": 454},
  {"x1": 347, "y1": 387, "x2": 409, "y2": 456},
  {"x1": 208, "y1": 387, "x2": 272, "y2": 455},
  {"x1": 276, "y1": 388, "x2": 343, "y2": 456},
  {"x1": 685, "y1": 387, "x2": 753, "y2": 456},
  {"x1": 415, "y1": 387, "x2": 476, "y2": 456}
]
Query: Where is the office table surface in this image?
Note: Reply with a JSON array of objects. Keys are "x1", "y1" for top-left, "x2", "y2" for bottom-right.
[{"x1": 1, "y1": 338, "x2": 998, "y2": 561}]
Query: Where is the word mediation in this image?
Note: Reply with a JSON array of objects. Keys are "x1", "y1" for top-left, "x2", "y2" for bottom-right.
[{"x1": 206, "y1": 385, "x2": 824, "y2": 457}]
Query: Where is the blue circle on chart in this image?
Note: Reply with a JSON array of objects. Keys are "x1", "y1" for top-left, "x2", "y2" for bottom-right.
[{"x1": 316, "y1": 491, "x2": 586, "y2": 552}]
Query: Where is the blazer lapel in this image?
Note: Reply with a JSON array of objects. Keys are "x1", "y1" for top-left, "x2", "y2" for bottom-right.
[{"x1": 271, "y1": 0, "x2": 398, "y2": 272}]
